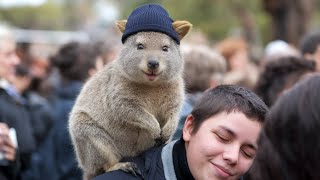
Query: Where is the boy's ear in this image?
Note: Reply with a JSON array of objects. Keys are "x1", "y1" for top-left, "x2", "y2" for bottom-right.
[
  {"x1": 116, "y1": 20, "x2": 127, "y2": 33},
  {"x1": 172, "y1": 21, "x2": 192, "y2": 40},
  {"x1": 183, "y1": 115, "x2": 195, "y2": 142}
]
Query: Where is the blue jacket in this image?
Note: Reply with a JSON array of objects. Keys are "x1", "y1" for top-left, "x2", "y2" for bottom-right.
[
  {"x1": 24, "y1": 92, "x2": 55, "y2": 147},
  {"x1": 22, "y1": 81, "x2": 83, "y2": 180}
]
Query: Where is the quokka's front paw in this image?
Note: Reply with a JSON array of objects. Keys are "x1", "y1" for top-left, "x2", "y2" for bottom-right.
[
  {"x1": 154, "y1": 137, "x2": 166, "y2": 147},
  {"x1": 107, "y1": 162, "x2": 142, "y2": 177}
]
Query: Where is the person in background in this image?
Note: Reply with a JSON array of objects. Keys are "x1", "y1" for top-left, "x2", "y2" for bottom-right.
[
  {"x1": 15, "y1": 42, "x2": 52, "y2": 99},
  {"x1": 216, "y1": 37, "x2": 259, "y2": 90},
  {"x1": 247, "y1": 73, "x2": 320, "y2": 180},
  {"x1": 300, "y1": 32, "x2": 320, "y2": 72},
  {"x1": 10, "y1": 64, "x2": 54, "y2": 148},
  {"x1": 0, "y1": 24, "x2": 36, "y2": 180},
  {"x1": 261, "y1": 40, "x2": 299, "y2": 68},
  {"x1": 93, "y1": 40, "x2": 121, "y2": 67},
  {"x1": 93, "y1": 85, "x2": 268, "y2": 180},
  {"x1": 22, "y1": 41, "x2": 101, "y2": 180},
  {"x1": 254, "y1": 56, "x2": 315, "y2": 107}
]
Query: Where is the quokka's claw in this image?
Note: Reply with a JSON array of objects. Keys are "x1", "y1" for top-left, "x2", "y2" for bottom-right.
[{"x1": 107, "y1": 162, "x2": 142, "y2": 177}]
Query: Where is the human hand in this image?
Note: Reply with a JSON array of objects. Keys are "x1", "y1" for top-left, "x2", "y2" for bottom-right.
[{"x1": 0, "y1": 123, "x2": 16, "y2": 161}]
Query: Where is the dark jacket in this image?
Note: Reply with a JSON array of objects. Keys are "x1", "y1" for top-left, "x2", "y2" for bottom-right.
[
  {"x1": 50, "y1": 81, "x2": 83, "y2": 180},
  {"x1": 22, "y1": 81, "x2": 83, "y2": 180},
  {"x1": 92, "y1": 139, "x2": 194, "y2": 180},
  {"x1": 0, "y1": 85, "x2": 36, "y2": 180},
  {"x1": 92, "y1": 144, "x2": 168, "y2": 180},
  {"x1": 24, "y1": 92, "x2": 55, "y2": 147},
  {"x1": 92, "y1": 146, "x2": 165, "y2": 180}
]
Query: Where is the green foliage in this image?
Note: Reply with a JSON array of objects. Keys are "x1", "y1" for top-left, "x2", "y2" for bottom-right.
[
  {"x1": 0, "y1": 0, "x2": 93, "y2": 30},
  {"x1": 0, "y1": 0, "x2": 65, "y2": 30},
  {"x1": 1, "y1": 0, "x2": 317, "y2": 45}
]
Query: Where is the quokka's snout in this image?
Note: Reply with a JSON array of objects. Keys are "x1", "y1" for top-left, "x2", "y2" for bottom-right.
[{"x1": 147, "y1": 59, "x2": 159, "y2": 70}]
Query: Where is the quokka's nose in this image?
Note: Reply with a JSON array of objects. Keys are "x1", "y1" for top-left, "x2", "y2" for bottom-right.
[{"x1": 147, "y1": 60, "x2": 159, "y2": 70}]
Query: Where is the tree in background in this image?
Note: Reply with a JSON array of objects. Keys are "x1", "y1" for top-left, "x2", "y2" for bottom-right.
[
  {"x1": 0, "y1": 0, "x2": 99, "y2": 31},
  {"x1": 0, "y1": 0, "x2": 319, "y2": 47},
  {"x1": 0, "y1": 0, "x2": 64, "y2": 30},
  {"x1": 119, "y1": 0, "x2": 320, "y2": 47},
  {"x1": 118, "y1": 0, "x2": 272, "y2": 47},
  {"x1": 263, "y1": 0, "x2": 314, "y2": 46}
]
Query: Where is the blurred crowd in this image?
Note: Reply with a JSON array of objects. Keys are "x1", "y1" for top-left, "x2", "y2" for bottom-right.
[{"x1": 0, "y1": 19, "x2": 320, "y2": 180}]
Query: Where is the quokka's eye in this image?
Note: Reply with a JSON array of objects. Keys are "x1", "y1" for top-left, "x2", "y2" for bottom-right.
[
  {"x1": 137, "y1": 44, "x2": 144, "y2": 50},
  {"x1": 162, "y1": 46, "x2": 169, "y2": 52}
]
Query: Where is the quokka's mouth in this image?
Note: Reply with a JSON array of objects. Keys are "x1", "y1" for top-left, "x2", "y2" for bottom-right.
[{"x1": 143, "y1": 70, "x2": 161, "y2": 81}]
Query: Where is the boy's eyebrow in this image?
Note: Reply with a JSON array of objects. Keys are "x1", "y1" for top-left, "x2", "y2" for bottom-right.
[
  {"x1": 218, "y1": 125, "x2": 258, "y2": 150},
  {"x1": 219, "y1": 125, "x2": 236, "y2": 137}
]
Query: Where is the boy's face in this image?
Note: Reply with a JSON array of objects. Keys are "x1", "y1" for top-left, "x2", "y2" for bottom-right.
[{"x1": 183, "y1": 111, "x2": 262, "y2": 180}]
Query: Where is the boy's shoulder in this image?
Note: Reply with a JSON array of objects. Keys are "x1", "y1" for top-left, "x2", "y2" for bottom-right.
[{"x1": 91, "y1": 144, "x2": 166, "y2": 180}]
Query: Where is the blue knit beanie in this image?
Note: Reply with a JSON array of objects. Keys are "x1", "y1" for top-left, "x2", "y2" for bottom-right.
[{"x1": 121, "y1": 4, "x2": 180, "y2": 44}]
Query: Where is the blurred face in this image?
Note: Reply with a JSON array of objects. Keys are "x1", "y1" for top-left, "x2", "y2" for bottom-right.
[
  {"x1": 312, "y1": 45, "x2": 320, "y2": 72},
  {"x1": 304, "y1": 45, "x2": 320, "y2": 72},
  {"x1": 229, "y1": 49, "x2": 248, "y2": 71},
  {"x1": 88, "y1": 56, "x2": 104, "y2": 79},
  {"x1": 0, "y1": 39, "x2": 20, "y2": 81},
  {"x1": 11, "y1": 75, "x2": 31, "y2": 94},
  {"x1": 183, "y1": 111, "x2": 262, "y2": 180}
]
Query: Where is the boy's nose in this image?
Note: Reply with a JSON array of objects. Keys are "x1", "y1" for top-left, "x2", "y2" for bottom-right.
[{"x1": 222, "y1": 147, "x2": 240, "y2": 165}]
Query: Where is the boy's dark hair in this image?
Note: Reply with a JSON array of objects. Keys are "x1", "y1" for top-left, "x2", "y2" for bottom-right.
[
  {"x1": 300, "y1": 32, "x2": 320, "y2": 55},
  {"x1": 249, "y1": 74, "x2": 320, "y2": 180},
  {"x1": 255, "y1": 56, "x2": 315, "y2": 107},
  {"x1": 190, "y1": 84, "x2": 268, "y2": 134}
]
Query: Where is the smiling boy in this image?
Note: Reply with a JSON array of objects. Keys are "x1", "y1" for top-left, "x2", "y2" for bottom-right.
[{"x1": 92, "y1": 85, "x2": 268, "y2": 180}]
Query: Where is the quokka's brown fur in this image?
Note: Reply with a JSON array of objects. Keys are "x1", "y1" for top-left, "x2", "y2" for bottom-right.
[{"x1": 69, "y1": 20, "x2": 192, "y2": 180}]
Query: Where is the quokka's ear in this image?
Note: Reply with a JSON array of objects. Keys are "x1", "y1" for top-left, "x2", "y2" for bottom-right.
[
  {"x1": 172, "y1": 21, "x2": 192, "y2": 40},
  {"x1": 115, "y1": 20, "x2": 127, "y2": 33}
]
